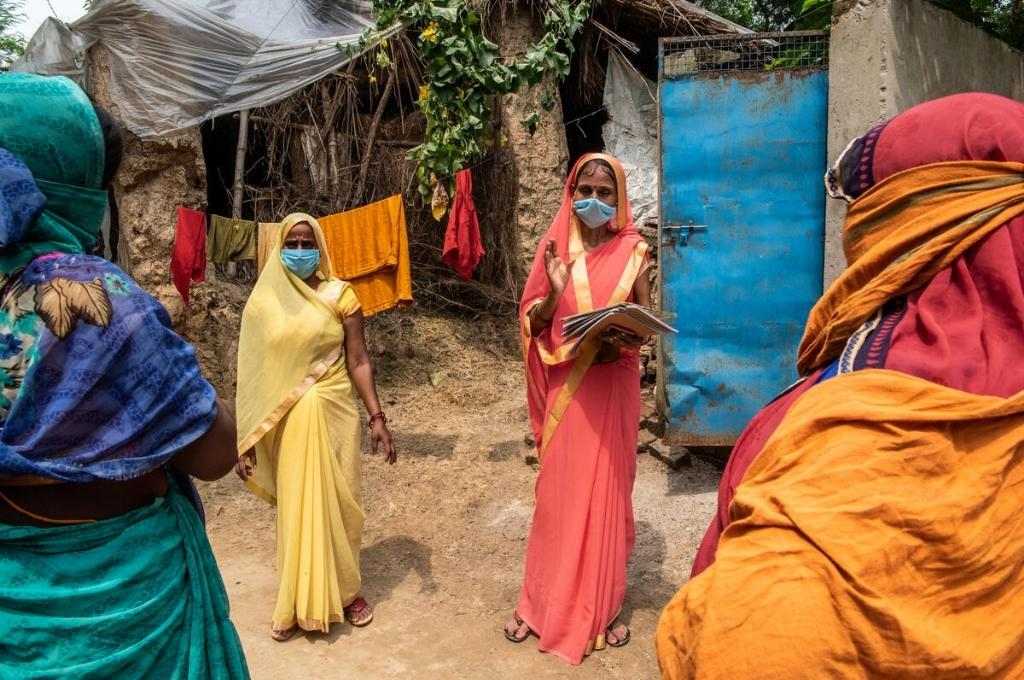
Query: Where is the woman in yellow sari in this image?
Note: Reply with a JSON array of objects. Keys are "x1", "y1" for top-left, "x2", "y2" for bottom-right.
[{"x1": 235, "y1": 213, "x2": 397, "y2": 642}]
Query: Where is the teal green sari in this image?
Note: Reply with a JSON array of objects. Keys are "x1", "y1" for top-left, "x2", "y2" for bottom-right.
[
  {"x1": 0, "y1": 73, "x2": 249, "y2": 679},
  {"x1": 0, "y1": 482, "x2": 249, "y2": 679}
]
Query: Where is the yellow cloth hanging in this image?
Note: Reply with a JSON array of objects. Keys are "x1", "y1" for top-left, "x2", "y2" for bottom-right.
[
  {"x1": 431, "y1": 177, "x2": 449, "y2": 222},
  {"x1": 236, "y1": 213, "x2": 365, "y2": 632},
  {"x1": 318, "y1": 195, "x2": 413, "y2": 316},
  {"x1": 256, "y1": 221, "x2": 280, "y2": 274}
]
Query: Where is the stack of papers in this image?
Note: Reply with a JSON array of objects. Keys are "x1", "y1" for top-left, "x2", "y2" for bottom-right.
[{"x1": 562, "y1": 303, "x2": 677, "y2": 352}]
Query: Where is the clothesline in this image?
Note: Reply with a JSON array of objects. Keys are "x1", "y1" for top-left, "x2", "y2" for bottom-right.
[{"x1": 175, "y1": 196, "x2": 414, "y2": 313}]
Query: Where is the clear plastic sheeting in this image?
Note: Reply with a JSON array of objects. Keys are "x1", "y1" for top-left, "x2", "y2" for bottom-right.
[
  {"x1": 13, "y1": 18, "x2": 86, "y2": 80},
  {"x1": 13, "y1": 0, "x2": 379, "y2": 138},
  {"x1": 602, "y1": 52, "x2": 659, "y2": 228}
]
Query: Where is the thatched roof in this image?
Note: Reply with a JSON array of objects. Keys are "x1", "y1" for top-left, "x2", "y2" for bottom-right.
[{"x1": 600, "y1": 0, "x2": 751, "y2": 37}]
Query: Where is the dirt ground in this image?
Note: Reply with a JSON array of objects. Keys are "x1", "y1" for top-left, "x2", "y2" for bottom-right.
[{"x1": 199, "y1": 313, "x2": 721, "y2": 679}]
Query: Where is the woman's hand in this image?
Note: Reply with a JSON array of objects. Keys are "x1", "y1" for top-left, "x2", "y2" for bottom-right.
[
  {"x1": 235, "y1": 450, "x2": 256, "y2": 481},
  {"x1": 603, "y1": 328, "x2": 645, "y2": 349},
  {"x1": 371, "y1": 421, "x2": 397, "y2": 465},
  {"x1": 544, "y1": 241, "x2": 570, "y2": 298}
]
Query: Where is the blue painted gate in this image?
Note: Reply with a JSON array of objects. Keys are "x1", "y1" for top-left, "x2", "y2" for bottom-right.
[{"x1": 658, "y1": 33, "x2": 829, "y2": 445}]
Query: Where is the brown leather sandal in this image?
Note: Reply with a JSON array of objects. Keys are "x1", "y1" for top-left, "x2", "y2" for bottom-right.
[
  {"x1": 504, "y1": 611, "x2": 531, "y2": 643},
  {"x1": 606, "y1": 622, "x2": 631, "y2": 648},
  {"x1": 270, "y1": 625, "x2": 299, "y2": 642},
  {"x1": 344, "y1": 596, "x2": 374, "y2": 627}
]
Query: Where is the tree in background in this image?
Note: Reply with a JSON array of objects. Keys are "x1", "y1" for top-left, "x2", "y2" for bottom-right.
[
  {"x1": 937, "y1": 0, "x2": 1024, "y2": 49},
  {"x1": 700, "y1": 0, "x2": 1024, "y2": 49},
  {"x1": 699, "y1": 0, "x2": 803, "y2": 31},
  {"x1": 0, "y1": 0, "x2": 25, "y2": 64}
]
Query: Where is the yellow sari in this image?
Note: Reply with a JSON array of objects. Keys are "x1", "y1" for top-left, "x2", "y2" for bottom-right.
[{"x1": 237, "y1": 213, "x2": 364, "y2": 632}]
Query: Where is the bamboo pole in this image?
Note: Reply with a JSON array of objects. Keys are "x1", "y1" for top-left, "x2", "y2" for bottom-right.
[
  {"x1": 352, "y1": 70, "x2": 396, "y2": 204},
  {"x1": 232, "y1": 109, "x2": 250, "y2": 218}
]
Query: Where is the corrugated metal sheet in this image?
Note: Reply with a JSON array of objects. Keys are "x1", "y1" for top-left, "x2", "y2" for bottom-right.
[{"x1": 658, "y1": 57, "x2": 827, "y2": 445}]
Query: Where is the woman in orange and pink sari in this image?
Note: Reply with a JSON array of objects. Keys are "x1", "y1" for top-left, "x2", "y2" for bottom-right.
[{"x1": 504, "y1": 153, "x2": 652, "y2": 664}]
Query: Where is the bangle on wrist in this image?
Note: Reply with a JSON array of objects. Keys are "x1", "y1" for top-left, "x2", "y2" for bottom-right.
[{"x1": 368, "y1": 412, "x2": 387, "y2": 429}]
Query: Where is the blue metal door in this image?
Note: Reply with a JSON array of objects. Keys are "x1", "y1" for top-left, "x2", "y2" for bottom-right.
[{"x1": 658, "y1": 33, "x2": 829, "y2": 445}]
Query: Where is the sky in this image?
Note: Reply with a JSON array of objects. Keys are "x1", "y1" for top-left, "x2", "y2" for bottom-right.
[{"x1": 14, "y1": 0, "x2": 87, "y2": 40}]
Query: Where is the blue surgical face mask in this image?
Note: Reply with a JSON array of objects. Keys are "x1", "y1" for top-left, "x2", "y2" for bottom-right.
[
  {"x1": 280, "y1": 248, "x2": 321, "y2": 279},
  {"x1": 573, "y1": 198, "x2": 617, "y2": 229}
]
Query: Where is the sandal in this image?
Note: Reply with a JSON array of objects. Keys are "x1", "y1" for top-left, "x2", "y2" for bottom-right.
[
  {"x1": 344, "y1": 596, "x2": 374, "y2": 627},
  {"x1": 606, "y1": 622, "x2": 630, "y2": 648},
  {"x1": 504, "y1": 611, "x2": 531, "y2": 643},
  {"x1": 270, "y1": 625, "x2": 299, "y2": 642}
]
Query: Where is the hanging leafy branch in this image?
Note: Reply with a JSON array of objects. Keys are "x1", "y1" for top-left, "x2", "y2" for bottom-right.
[{"x1": 347, "y1": 0, "x2": 591, "y2": 196}]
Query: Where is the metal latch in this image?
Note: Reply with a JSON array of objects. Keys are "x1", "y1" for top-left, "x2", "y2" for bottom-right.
[{"x1": 662, "y1": 222, "x2": 707, "y2": 246}]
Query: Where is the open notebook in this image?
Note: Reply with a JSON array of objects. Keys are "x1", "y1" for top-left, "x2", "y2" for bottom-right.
[{"x1": 562, "y1": 303, "x2": 677, "y2": 353}]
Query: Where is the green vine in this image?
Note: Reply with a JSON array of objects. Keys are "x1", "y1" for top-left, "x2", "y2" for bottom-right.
[{"x1": 346, "y1": 0, "x2": 591, "y2": 197}]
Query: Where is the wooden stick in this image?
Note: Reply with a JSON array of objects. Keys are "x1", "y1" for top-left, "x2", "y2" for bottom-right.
[
  {"x1": 232, "y1": 109, "x2": 250, "y2": 218},
  {"x1": 250, "y1": 115, "x2": 313, "y2": 131},
  {"x1": 352, "y1": 69, "x2": 396, "y2": 204}
]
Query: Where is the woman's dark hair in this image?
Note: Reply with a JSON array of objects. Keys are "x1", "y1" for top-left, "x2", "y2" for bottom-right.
[
  {"x1": 575, "y1": 158, "x2": 616, "y2": 189},
  {"x1": 92, "y1": 105, "x2": 123, "y2": 187}
]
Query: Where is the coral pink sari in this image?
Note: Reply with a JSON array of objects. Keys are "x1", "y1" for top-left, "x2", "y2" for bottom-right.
[{"x1": 517, "y1": 154, "x2": 649, "y2": 665}]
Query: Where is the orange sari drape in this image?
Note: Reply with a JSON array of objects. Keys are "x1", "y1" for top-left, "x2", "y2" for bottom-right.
[{"x1": 656, "y1": 159, "x2": 1024, "y2": 678}]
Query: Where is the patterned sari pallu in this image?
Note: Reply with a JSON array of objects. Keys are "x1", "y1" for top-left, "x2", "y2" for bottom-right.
[{"x1": 0, "y1": 73, "x2": 248, "y2": 679}]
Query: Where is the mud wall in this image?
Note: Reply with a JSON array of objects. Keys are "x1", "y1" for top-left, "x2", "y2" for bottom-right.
[
  {"x1": 87, "y1": 44, "x2": 245, "y2": 397},
  {"x1": 497, "y1": 8, "x2": 570, "y2": 270},
  {"x1": 825, "y1": 0, "x2": 1024, "y2": 285}
]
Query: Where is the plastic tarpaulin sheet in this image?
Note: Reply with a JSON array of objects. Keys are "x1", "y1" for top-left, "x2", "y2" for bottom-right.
[
  {"x1": 602, "y1": 52, "x2": 659, "y2": 227},
  {"x1": 13, "y1": 0, "x2": 378, "y2": 138}
]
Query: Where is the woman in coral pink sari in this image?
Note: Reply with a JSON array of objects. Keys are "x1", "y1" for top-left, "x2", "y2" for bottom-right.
[{"x1": 504, "y1": 153, "x2": 652, "y2": 664}]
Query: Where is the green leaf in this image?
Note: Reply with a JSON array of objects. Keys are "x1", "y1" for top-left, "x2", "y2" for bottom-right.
[{"x1": 378, "y1": 0, "x2": 592, "y2": 195}]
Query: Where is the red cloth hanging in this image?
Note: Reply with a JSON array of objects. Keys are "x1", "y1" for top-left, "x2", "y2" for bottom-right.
[
  {"x1": 171, "y1": 206, "x2": 207, "y2": 305},
  {"x1": 442, "y1": 169, "x2": 485, "y2": 280}
]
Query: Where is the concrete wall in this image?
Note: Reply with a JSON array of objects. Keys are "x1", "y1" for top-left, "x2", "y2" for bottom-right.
[{"x1": 825, "y1": 0, "x2": 1024, "y2": 284}]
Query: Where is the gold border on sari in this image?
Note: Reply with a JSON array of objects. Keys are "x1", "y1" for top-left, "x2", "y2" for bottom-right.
[{"x1": 538, "y1": 241, "x2": 649, "y2": 459}]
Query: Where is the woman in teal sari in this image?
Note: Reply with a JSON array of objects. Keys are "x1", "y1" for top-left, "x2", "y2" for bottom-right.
[{"x1": 0, "y1": 74, "x2": 249, "y2": 678}]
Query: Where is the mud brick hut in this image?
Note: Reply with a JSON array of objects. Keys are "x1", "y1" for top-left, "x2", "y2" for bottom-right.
[{"x1": 16, "y1": 0, "x2": 746, "y2": 397}]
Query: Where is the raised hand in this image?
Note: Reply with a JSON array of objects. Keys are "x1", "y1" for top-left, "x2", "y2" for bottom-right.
[{"x1": 544, "y1": 241, "x2": 570, "y2": 297}]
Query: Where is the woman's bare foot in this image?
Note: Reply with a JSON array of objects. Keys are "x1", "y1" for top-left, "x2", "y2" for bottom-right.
[
  {"x1": 344, "y1": 596, "x2": 374, "y2": 627},
  {"x1": 606, "y1": 621, "x2": 630, "y2": 648},
  {"x1": 270, "y1": 625, "x2": 299, "y2": 642},
  {"x1": 504, "y1": 611, "x2": 531, "y2": 643}
]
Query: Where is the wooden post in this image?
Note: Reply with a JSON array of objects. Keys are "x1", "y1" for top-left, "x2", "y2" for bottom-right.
[
  {"x1": 232, "y1": 109, "x2": 250, "y2": 218},
  {"x1": 352, "y1": 70, "x2": 396, "y2": 205},
  {"x1": 227, "y1": 108, "x2": 250, "y2": 278}
]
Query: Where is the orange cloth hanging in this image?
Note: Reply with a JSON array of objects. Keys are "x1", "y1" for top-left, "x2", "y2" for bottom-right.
[{"x1": 318, "y1": 196, "x2": 412, "y2": 316}]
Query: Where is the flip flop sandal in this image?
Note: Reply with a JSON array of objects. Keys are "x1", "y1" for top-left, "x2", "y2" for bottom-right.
[
  {"x1": 606, "y1": 624, "x2": 631, "y2": 648},
  {"x1": 344, "y1": 597, "x2": 375, "y2": 627},
  {"x1": 271, "y1": 625, "x2": 299, "y2": 642},
  {"x1": 504, "y1": 612, "x2": 531, "y2": 643}
]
